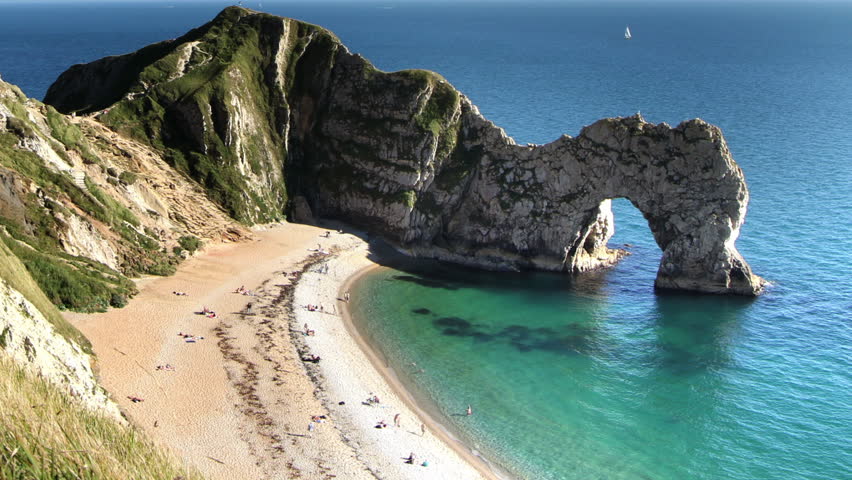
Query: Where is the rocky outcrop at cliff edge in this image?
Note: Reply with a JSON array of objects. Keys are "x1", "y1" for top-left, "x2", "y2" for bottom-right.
[{"x1": 44, "y1": 6, "x2": 764, "y2": 295}]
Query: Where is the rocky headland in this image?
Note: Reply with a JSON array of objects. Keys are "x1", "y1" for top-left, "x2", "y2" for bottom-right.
[
  {"x1": 45, "y1": 6, "x2": 764, "y2": 295},
  {"x1": 0, "y1": 5, "x2": 768, "y2": 479}
]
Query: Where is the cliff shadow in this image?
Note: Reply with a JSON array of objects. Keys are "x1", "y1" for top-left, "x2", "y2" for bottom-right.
[{"x1": 360, "y1": 235, "x2": 604, "y2": 296}]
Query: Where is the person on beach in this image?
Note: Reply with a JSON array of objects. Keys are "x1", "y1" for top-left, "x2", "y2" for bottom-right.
[
  {"x1": 466, "y1": 404, "x2": 473, "y2": 416},
  {"x1": 303, "y1": 354, "x2": 321, "y2": 363},
  {"x1": 394, "y1": 413, "x2": 401, "y2": 427},
  {"x1": 405, "y1": 452, "x2": 417, "y2": 464},
  {"x1": 421, "y1": 423, "x2": 426, "y2": 436}
]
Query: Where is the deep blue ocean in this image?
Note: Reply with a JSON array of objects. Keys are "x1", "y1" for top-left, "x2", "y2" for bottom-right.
[{"x1": 1, "y1": 1, "x2": 849, "y2": 479}]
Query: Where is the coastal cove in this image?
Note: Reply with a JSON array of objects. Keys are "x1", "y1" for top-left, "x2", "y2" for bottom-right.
[
  {"x1": 347, "y1": 235, "x2": 847, "y2": 480},
  {"x1": 64, "y1": 224, "x2": 499, "y2": 479},
  {"x1": 0, "y1": 1, "x2": 849, "y2": 479}
]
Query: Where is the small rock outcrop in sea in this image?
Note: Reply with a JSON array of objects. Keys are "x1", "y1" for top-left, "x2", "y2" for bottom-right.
[{"x1": 44, "y1": 6, "x2": 764, "y2": 295}]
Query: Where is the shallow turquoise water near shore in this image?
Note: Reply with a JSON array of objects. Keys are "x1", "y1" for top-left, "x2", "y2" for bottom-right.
[
  {"x1": 351, "y1": 237, "x2": 850, "y2": 479},
  {"x1": 341, "y1": 3, "x2": 852, "y2": 476},
  {"x1": 1, "y1": 1, "x2": 850, "y2": 478}
]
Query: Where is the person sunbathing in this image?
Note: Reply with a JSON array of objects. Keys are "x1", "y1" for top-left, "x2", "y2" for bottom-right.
[{"x1": 302, "y1": 354, "x2": 321, "y2": 363}]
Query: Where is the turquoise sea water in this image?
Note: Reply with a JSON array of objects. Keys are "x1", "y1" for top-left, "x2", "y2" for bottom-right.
[
  {"x1": 1, "y1": 1, "x2": 850, "y2": 479},
  {"x1": 338, "y1": 3, "x2": 852, "y2": 479}
]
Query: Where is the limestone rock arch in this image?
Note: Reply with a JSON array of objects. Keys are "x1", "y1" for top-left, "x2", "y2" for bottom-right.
[
  {"x1": 40, "y1": 7, "x2": 763, "y2": 295},
  {"x1": 432, "y1": 111, "x2": 764, "y2": 295}
]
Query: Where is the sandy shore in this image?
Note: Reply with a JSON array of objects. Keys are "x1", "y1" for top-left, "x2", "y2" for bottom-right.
[
  {"x1": 296, "y1": 240, "x2": 505, "y2": 480},
  {"x1": 65, "y1": 222, "x2": 497, "y2": 480}
]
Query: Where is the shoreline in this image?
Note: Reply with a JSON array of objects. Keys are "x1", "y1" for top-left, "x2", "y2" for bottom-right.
[
  {"x1": 66, "y1": 223, "x2": 371, "y2": 479},
  {"x1": 292, "y1": 238, "x2": 503, "y2": 479},
  {"x1": 334, "y1": 261, "x2": 510, "y2": 480},
  {"x1": 65, "y1": 222, "x2": 502, "y2": 480}
]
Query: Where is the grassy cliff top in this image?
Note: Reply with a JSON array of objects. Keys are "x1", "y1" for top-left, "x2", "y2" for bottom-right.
[{"x1": 44, "y1": 6, "x2": 339, "y2": 115}]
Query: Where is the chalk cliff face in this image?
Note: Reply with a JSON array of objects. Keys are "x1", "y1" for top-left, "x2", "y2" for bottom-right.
[
  {"x1": 45, "y1": 7, "x2": 763, "y2": 295},
  {"x1": 0, "y1": 240, "x2": 121, "y2": 419},
  {"x1": 0, "y1": 76, "x2": 246, "y2": 312},
  {"x1": 0, "y1": 72, "x2": 250, "y2": 429}
]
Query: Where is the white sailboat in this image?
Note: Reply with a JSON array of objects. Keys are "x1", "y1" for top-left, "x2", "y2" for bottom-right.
[{"x1": 624, "y1": 26, "x2": 632, "y2": 40}]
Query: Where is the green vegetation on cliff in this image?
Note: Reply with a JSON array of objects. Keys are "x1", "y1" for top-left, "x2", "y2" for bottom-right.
[
  {"x1": 45, "y1": 107, "x2": 101, "y2": 164},
  {"x1": 43, "y1": 7, "x2": 475, "y2": 247},
  {"x1": 0, "y1": 236, "x2": 90, "y2": 353},
  {"x1": 1, "y1": 232, "x2": 137, "y2": 313},
  {"x1": 97, "y1": 7, "x2": 300, "y2": 223},
  {"x1": 0, "y1": 129, "x2": 140, "y2": 312},
  {"x1": 0, "y1": 88, "x2": 194, "y2": 312},
  {"x1": 0, "y1": 246, "x2": 202, "y2": 478}
]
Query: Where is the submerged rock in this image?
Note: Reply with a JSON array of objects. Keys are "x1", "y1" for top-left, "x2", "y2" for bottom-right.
[{"x1": 44, "y1": 6, "x2": 763, "y2": 295}]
